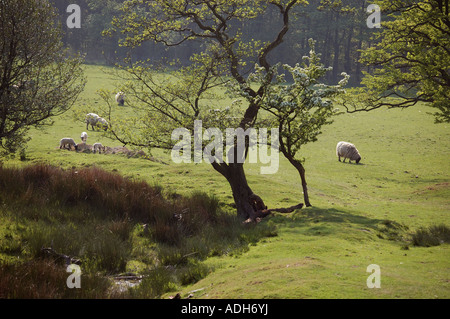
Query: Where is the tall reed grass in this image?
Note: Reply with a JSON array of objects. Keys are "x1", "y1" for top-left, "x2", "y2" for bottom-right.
[{"x1": 0, "y1": 164, "x2": 277, "y2": 298}]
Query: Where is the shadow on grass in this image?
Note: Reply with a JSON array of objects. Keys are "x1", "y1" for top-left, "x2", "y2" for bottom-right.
[
  {"x1": 296, "y1": 206, "x2": 382, "y2": 226},
  {"x1": 271, "y1": 206, "x2": 392, "y2": 239}
]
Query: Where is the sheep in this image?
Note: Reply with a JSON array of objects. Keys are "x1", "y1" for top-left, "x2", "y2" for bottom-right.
[
  {"x1": 59, "y1": 138, "x2": 77, "y2": 151},
  {"x1": 81, "y1": 132, "x2": 88, "y2": 143},
  {"x1": 93, "y1": 143, "x2": 105, "y2": 154},
  {"x1": 85, "y1": 113, "x2": 100, "y2": 130},
  {"x1": 336, "y1": 141, "x2": 361, "y2": 164},
  {"x1": 115, "y1": 92, "x2": 125, "y2": 106},
  {"x1": 85, "y1": 113, "x2": 109, "y2": 131}
]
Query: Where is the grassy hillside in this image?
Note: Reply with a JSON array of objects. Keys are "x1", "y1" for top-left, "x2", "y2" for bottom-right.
[{"x1": 1, "y1": 64, "x2": 449, "y2": 298}]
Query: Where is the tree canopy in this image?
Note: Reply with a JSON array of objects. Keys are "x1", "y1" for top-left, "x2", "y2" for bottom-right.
[
  {"x1": 51, "y1": 0, "x2": 376, "y2": 85},
  {"x1": 229, "y1": 39, "x2": 350, "y2": 206},
  {"x1": 101, "y1": 0, "x2": 310, "y2": 219},
  {"x1": 0, "y1": 0, "x2": 85, "y2": 155},
  {"x1": 344, "y1": 0, "x2": 450, "y2": 123}
]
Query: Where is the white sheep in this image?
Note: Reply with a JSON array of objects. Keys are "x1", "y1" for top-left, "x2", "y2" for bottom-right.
[
  {"x1": 93, "y1": 143, "x2": 105, "y2": 154},
  {"x1": 336, "y1": 141, "x2": 361, "y2": 164},
  {"x1": 115, "y1": 92, "x2": 125, "y2": 106},
  {"x1": 85, "y1": 113, "x2": 100, "y2": 130},
  {"x1": 59, "y1": 138, "x2": 77, "y2": 151},
  {"x1": 81, "y1": 132, "x2": 88, "y2": 142}
]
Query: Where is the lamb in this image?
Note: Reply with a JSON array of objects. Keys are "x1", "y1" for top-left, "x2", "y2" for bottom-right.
[
  {"x1": 85, "y1": 113, "x2": 100, "y2": 130},
  {"x1": 336, "y1": 141, "x2": 361, "y2": 164},
  {"x1": 93, "y1": 143, "x2": 105, "y2": 154},
  {"x1": 115, "y1": 92, "x2": 125, "y2": 106},
  {"x1": 81, "y1": 132, "x2": 88, "y2": 142},
  {"x1": 59, "y1": 138, "x2": 77, "y2": 151}
]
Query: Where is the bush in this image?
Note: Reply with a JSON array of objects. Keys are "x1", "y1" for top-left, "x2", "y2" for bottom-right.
[{"x1": 411, "y1": 224, "x2": 450, "y2": 247}]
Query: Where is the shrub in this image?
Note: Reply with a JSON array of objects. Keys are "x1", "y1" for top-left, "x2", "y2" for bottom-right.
[{"x1": 411, "y1": 224, "x2": 450, "y2": 247}]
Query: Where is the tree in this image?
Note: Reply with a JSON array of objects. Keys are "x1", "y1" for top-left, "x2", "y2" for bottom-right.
[
  {"x1": 0, "y1": 0, "x2": 86, "y2": 155},
  {"x1": 104, "y1": 0, "x2": 306, "y2": 220},
  {"x1": 232, "y1": 39, "x2": 349, "y2": 207},
  {"x1": 343, "y1": 0, "x2": 450, "y2": 123},
  {"x1": 287, "y1": 0, "x2": 372, "y2": 85}
]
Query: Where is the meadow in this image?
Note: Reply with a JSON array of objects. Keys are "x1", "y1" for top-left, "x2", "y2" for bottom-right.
[{"x1": 0, "y1": 64, "x2": 448, "y2": 299}]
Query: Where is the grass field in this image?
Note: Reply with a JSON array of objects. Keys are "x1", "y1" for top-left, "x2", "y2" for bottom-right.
[{"x1": 0, "y1": 64, "x2": 449, "y2": 299}]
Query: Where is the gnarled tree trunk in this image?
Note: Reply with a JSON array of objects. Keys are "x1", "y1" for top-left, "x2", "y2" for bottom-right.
[{"x1": 211, "y1": 160, "x2": 266, "y2": 220}]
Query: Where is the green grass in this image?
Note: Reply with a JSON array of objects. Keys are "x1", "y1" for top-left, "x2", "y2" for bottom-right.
[{"x1": 1, "y1": 64, "x2": 449, "y2": 298}]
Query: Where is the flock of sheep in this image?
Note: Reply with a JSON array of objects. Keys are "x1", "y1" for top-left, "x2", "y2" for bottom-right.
[
  {"x1": 58, "y1": 92, "x2": 125, "y2": 154},
  {"x1": 59, "y1": 92, "x2": 363, "y2": 164},
  {"x1": 59, "y1": 125, "x2": 106, "y2": 153}
]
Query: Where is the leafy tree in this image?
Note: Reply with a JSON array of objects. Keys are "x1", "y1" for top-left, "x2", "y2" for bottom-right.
[
  {"x1": 104, "y1": 0, "x2": 306, "y2": 220},
  {"x1": 344, "y1": 0, "x2": 450, "y2": 123},
  {"x1": 0, "y1": 0, "x2": 85, "y2": 155},
  {"x1": 286, "y1": 0, "x2": 372, "y2": 85},
  {"x1": 48, "y1": 0, "x2": 374, "y2": 81},
  {"x1": 232, "y1": 39, "x2": 349, "y2": 206}
]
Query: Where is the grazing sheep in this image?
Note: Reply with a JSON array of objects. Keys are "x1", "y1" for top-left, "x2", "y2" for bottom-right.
[
  {"x1": 85, "y1": 113, "x2": 109, "y2": 131},
  {"x1": 85, "y1": 113, "x2": 100, "y2": 130},
  {"x1": 115, "y1": 92, "x2": 125, "y2": 106},
  {"x1": 59, "y1": 138, "x2": 77, "y2": 151},
  {"x1": 336, "y1": 141, "x2": 361, "y2": 164},
  {"x1": 93, "y1": 143, "x2": 105, "y2": 154},
  {"x1": 81, "y1": 132, "x2": 88, "y2": 142}
]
